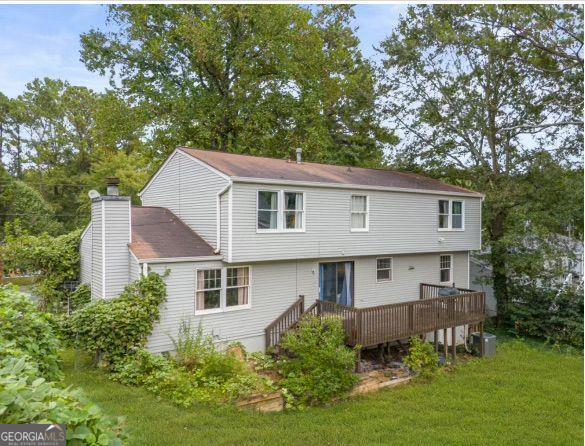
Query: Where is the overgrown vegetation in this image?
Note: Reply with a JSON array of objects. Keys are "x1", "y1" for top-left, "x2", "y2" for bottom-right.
[
  {"x1": 507, "y1": 282, "x2": 584, "y2": 350},
  {"x1": 403, "y1": 337, "x2": 439, "y2": 379},
  {"x1": 110, "y1": 322, "x2": 272, "y2": 406},
  {"x1": 0, "y1": 286, "x2": 125, "y2": 445},
  {"x1": 0, "y1": 222, "x2": 81, "y2": 311},
  {"x1": 67, "y1": 273, "x2": 167, "y2": 364},
  {"x1": 278, "y1": 316, "x2": 358, "y2": 407}
]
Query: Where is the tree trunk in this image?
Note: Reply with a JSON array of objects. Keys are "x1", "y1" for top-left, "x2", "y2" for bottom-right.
[{"x1": 489, "y1": 210, "x2": 508, "y2": 326}]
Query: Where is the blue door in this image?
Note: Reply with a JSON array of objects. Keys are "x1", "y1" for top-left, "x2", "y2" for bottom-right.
[{"x1": 319, "y1": 262, "x2": 354, "y2": 307}]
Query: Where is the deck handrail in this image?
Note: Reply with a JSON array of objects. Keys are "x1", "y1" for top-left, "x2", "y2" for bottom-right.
[
  {"x1": 419, "y1": 283, "x2": 476, "y2": 300},
  {"x1": 265, "y1": 296, "x2": 304, "y2": 349}
]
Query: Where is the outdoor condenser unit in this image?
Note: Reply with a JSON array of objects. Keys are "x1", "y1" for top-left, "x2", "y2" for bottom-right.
[{"x1": 471, "y1": 332, "x2": 496, "y2": 358}]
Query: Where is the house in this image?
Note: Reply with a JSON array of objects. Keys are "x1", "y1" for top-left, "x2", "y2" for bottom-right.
[{"x1": 79, "y1": 147, "x2": 485, "y2": 353}]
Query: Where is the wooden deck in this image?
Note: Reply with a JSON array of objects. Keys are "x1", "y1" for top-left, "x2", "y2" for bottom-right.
[{"x1": 266, "y1": 284, "x2": 486, "y2": 351}]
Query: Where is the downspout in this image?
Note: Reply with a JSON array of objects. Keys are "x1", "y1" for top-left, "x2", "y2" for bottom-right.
[{"x1": 215, "y1": 181, "x2": 232, "y2": 254}]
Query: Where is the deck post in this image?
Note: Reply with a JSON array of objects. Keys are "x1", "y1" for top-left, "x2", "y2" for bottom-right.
[
  {"x1": 451, "y1": 326, "x2": 456, "y2": 363},
  {"x1": 479, "y1": 322, "x2": 484, "y2": 357},
  {"x1": 434, "y1": 330, "x2": 438, "y2": 352},
  {"x1": 443, "y1": 328, "x2": 448, "y2": 358}
]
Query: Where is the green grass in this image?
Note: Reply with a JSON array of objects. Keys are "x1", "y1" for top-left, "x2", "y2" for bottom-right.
[{"x1": 62, "y1": 339, "x2": 583, "y2": 446}]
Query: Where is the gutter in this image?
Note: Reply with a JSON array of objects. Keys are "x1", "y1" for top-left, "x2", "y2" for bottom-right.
[{"x1": 215, "y1": 180, "x2": 232, "y2": 254}]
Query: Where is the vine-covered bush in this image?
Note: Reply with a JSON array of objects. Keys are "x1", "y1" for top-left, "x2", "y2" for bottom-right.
[
  {"x1": 0, "y1": 286, "x2": 62, "y2": 380},
  {"x1": 67, "y1": 273, "x2": 167, "y2": 364},
  {"x1": 507, "y1": 282, "x2": 583, "y2": 349},
  {"x1": 0, "y1": 222, "x2": 81, "y2": 311},
  {"x1": 403, "y1": 337, "x2": 439, "y2": 379},
  {"x1": 278, "y1": 315, "x2": 358, "y2": 407},
  {"x1": 70, "y1": 284, "x2": 92, "y2": 311},
  {"x1": 0, "y1": 355, "x2": 125, "y2": 446}
]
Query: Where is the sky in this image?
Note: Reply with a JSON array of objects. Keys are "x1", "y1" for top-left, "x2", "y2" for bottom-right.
[{"x1": 0, "y1": 4, "x2": 406, "y2": 98}]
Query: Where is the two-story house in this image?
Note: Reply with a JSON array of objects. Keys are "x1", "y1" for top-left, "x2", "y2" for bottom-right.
[{"x1": 79, "y1": 147, "x2": 484, "y2": 353}]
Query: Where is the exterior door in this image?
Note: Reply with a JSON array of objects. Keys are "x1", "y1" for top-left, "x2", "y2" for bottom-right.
[{"x1": 319, "y1": 261, "x2": 354, "y2": 307}]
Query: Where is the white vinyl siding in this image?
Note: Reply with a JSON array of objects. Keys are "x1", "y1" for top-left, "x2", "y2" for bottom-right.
[
  {"x1": 231, "y1": 182, "x2": 481, "y2": 263},
  {"x1": 140, "y1": 150, "x2": 230, "y2": 247},
  {"x1": 79, "y1": 224, "x2": 92, "y2": 286},
  {"x1": 145, "y1": 251, "x2": 470, "y2": 353}
]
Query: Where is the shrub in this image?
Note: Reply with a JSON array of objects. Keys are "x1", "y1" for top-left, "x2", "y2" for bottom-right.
[
  {"x1": 67, "y1": 273, "x2": 167, "y2": 364},
  {"x1": 278, "y1": 315, "x2": 358, "y2": 407},
  {"x1": 403, "y1": 337, "x2": 439, "y2": 379},
  {"x1": 508, "y1": 282, "x2": 583, "y2": 349},
  {"x1": 110, "y1": 349, "x2": 172, "y2": 386},
  {"x1": 0, "y1": 355, "x2": 125, "y2": 445},
  {"x1": 70, "y1": 284, "x2": 92, "y2": 311},
  {"x1": 0, "y1": 285, "x2": 62, "y2": 380},
  {"x1": 0, "y1": 222, "x2": 81, "y2": 312}
]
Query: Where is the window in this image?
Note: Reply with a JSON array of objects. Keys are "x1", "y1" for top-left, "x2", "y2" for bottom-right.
[
  {"x1": 376, "y1": 257, "x2": 393, "y2": 282},
  {"x1": 196, "y1": 269, "x2": 221, "y2": 310},
  {"x1": 438, "y1": 199, "x2": 464, "y2": 230},
  {"x1": 226, "y1": 267, "x2": 250, "y2": 307},
  {"x1": 440, "y1": 255, "x2": 452, "y2": 283},
  {"x1": 284, "y1": 192, "x2": 304, "y2": 230},
  {"x1": 196, "y1": 267, "x2": 251, "y2": 313},
  {"x1": 258, "y1": 191, "x2": 278, "y2": 229},
  {"x1": 257, "y1": 190, "x2": 305, "y2": 231},
  {"x1": 351, "y1": 195, "x2": 368, "y2": 231}
]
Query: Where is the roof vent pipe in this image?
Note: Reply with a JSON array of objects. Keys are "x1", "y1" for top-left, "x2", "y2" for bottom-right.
[
  {"x1": 106, "y1": 177, "x2": 120, "y2": 196},
  {"x1": 296, "y1": 147, "x2": 302, "y2": 164}
]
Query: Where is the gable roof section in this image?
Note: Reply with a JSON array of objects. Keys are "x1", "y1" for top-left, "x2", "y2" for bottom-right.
[
  {"x1": 178, "y1": 147, "x2": 483, "y2": 197},
  {"x1": 129, "y1": 206, "x2": 218, "y2": 261}
]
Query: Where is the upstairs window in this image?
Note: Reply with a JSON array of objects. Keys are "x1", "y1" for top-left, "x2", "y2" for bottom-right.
[
  {"x1": 258, "y1": 191, "x2": 278, "y2": 230},
  {"x1": 284, "y1": 192, "x2": 304, "y2": 230},
  {"x1": 257, "y1": 190, "x2": 305, "y2": 232},
  {"x1": 440, "y1": 255, "x2": 452, "y2": 283},
  {"x1": 351, "y1": 195, "x2": 369, "y2": 231},
  {"x1": 438, "y1": 199, "x2": 464, "y2": 230}
]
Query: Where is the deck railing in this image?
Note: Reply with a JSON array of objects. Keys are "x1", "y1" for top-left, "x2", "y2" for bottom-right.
[
  {"x1": 419, "y1": 283, "x2": 476, "y2": 300},
  {"x1": 265, "y1": 296, "x2": 304, "y2": 349},
  {"x1": 313, "y1": 291, "x2": 485, "y2": 348}
]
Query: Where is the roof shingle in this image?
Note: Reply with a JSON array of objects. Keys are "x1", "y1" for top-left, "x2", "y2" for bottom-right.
[
  {"x1": 130, "y1": 206, "x2": 217, "y2": 261},
  {"x1": 178, "y1": 147, "x2": 481, "y2": 196}
]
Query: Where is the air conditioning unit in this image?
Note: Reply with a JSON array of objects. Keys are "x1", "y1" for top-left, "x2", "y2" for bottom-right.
[{"x1": 471, "y1": 332, "x2": 496, "y2": 358}]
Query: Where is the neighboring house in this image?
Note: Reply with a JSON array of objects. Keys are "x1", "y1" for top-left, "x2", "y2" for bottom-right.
[{"x1": 80, "y1": 148, "x2": 484, "y2": 353}]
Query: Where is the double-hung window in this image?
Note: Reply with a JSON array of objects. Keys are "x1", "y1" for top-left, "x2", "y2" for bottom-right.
[
  {"x1": 438, "y1": 199, "x2": 464, "y2": 230},
  {"x1": 196, "y1": 269, "x2": 222, "y2": 311},
  {"x1": 196, "y1": 266, "x2": 251, "y2": 313},
  {"x1": 376, "y1": 257, "x2": 393, "y2": 282},
  {"x1": 439, "y1": 255, "x2": 452, "y2": 284},
  {"x1": 257, "y1": 190, "x2": 305, "y2": 231},
  {"x1": 350, "y1": 195, "x2": 369, "y2": 231}
]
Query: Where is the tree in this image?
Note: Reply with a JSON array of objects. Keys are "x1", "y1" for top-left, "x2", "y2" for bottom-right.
[
  {"x1": 80, "y1": 4, "x2": 393, "y2": 165},
  {"x1": 378, "y1": 5, "x2": 583, "y2": 321}
]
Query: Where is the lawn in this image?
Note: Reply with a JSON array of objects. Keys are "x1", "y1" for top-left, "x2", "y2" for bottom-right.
[{"x1": 62, "y1": 339, "x2": 583, "y2": 446}]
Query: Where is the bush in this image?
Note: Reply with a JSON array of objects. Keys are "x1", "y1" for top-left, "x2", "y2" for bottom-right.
[
  {"x1": 403, "y1": 337, "x2": 439, "y2": 379},
  {"x1": 0, "y1": 285, "x2": 62, "y2": 380},
  {"x1": 0, "y1": 355, "x2": 125, "y2": 445},
  {"x1": 70, "y1": 284, "x2": 91, "y2": 311},
  {"x1": 67, "y1": 273, "x2": 167, "y2": 364},
  {"x1": 278, "y1": 315, "x2": 358, "y2": 408},
  {"x1": 508, "y1": 282, "x2": 583, "y2": 349}
]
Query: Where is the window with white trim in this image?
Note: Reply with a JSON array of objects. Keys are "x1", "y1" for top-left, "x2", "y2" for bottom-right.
[
  {"x1": 351, "y1": 195, "x2": 368, "y2": 231},
  {"x1": 438, "y1": 199, "x2": 464, "y2": 230},
  {"x1": 196, "y1": 269, "x2": 221, "y2": 310},
  {"x1": 376, "y1": 257, "x2": 393, "y2": 282},
  {"x1": 258, "y1": 191, "x2": 278, "y2": 230},
  {"x1": 440, "y1": 255, "x2": 452, "y2": 283},
  {"x1": 226, "y1": 267, "x2": 250, "y2": 307},
  {"x1": 284, "y1": 192, "x2": 304, "y2": 230},
  {"x1": 196, "y1": 266, "x2": 251, "y2": 312},
  {"x1": 257, "y1": 190, "x2": 305, "y2": 231}
]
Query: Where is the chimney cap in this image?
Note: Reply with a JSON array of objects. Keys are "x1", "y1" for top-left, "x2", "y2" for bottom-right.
[{"x1": 106, "y1": 177, "x2": 120, "y2": 186}]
